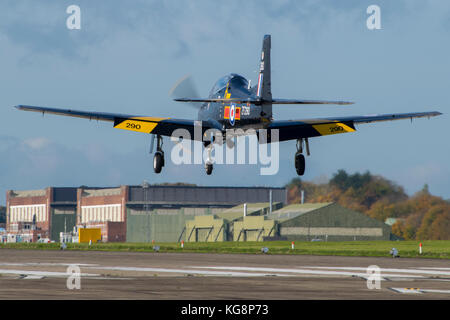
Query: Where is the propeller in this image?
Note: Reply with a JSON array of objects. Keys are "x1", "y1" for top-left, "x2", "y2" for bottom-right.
[{"x1": 169, "y1": 74, "x2": 203, "y2": 109}]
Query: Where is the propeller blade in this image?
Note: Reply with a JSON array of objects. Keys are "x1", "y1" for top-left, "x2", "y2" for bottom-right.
[{"x1": 169, "y1": 74, "x2": 202, "y2": 109}]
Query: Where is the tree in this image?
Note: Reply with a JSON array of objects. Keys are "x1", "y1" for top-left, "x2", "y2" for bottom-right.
[
  {"x1": 329, "y1": 169, "x2": 350, "y2": 190},
  {"x1": 429, "y1": 211, "x2": 450, "y2": 240},
  {"x1": 285, "y1": 169, "x2": 450, "y2": 240}
]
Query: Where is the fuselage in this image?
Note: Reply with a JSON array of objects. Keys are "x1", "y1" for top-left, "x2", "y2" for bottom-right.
[{"x1": 197, "y1": 73, "x2": 271, "y2": 131}]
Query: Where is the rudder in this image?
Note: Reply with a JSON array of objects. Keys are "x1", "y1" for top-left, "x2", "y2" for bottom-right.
[{"x1": 257, "y1": 35, "x2": 272, "y2": 119}]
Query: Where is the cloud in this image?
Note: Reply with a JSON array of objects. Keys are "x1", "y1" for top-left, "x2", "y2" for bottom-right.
[{"x1": 23, "y1": 137, "x2": 50, "y2": 150}]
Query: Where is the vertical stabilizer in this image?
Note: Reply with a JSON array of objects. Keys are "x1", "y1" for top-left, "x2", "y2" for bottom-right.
[
  {"x1": 257, "y1": 35, "x2": 272, "y2": 119},
  {"x1": 257, "y1": 35, "x2": 272, "y2": 101}
]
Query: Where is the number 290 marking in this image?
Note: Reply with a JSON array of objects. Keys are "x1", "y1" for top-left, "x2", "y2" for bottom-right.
[{"x1": 126, "y1": 122, "x2": 141, "y2": 130}]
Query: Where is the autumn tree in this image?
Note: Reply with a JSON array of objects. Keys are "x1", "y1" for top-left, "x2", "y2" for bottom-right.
[{"x1": 285, "y1": 170, "x2": 450, "y2": 240}]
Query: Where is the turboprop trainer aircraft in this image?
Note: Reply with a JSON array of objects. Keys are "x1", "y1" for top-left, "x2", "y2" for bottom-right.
[{"x1": 16, "y1": 35, "x2": 441, "y2": 175}]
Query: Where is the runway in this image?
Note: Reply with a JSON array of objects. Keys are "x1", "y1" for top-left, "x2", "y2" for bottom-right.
[{"x1": 0, "y1": 249, "x2": 449, "y2": 299}]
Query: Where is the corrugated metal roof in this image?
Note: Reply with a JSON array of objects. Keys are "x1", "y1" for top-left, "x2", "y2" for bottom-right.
[
  {"x1": 216, "y1": 202, "x2": 277, "y2": 221},
  {"x1": 128, "y1": 185, "x2": 286, "y2": 205},
  {"x1": 268, "y1": 202, "x2": 333, "y2": 222},
  {"x1": 9, "y1": 189, "x2": 46, "y2": 198},
  {"x1": 82, "y1": 187, "x2": 122, "y2": 197}
]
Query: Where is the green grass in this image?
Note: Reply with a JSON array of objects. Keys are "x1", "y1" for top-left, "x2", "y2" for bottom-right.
[{"x1": 1, "y1": 240, "x2": 449, "y2": 259}]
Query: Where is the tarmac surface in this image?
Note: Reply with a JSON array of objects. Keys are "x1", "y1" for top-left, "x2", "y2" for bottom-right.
[{"x1": 0, "y1": 249, "x2": 449, "y2": 299}]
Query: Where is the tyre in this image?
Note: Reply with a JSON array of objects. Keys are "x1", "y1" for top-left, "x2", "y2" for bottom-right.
[
  {"x1": 153, "y1": 152, "x2": 163, "y2": 174},
  {"x1": 295, "y1": 153, "x2": 305, "y2": 176},
  {"x1": 205, "y1": 163, "x2": 213, "y2": 175}
]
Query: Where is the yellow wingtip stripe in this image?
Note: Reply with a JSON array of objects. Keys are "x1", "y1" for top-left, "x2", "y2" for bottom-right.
[
  {"x1": 312, "y1": 122, "x2": 356, "y2": 136},
  {"x1": 114, "y1": 118, "x2": 167, "y2": 133}
]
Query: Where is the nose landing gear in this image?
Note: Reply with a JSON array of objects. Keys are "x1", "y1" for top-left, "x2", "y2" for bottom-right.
[
  {"x1": 205, "y1": 143, "x2": 213, "y2": 175},
  {"x1": 205, "y1": 163, "x2": 213, "y2": 175}
]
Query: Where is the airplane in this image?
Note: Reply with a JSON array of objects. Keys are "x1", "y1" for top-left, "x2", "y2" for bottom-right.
[{"x1": 16, "y1": 35, "x2": 441, "y2": 176}]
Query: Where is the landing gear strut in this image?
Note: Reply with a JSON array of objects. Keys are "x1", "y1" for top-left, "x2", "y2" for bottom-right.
[
  {"x1": 205, "y1": 143, "x2": 213, "y2": 175},
  {"x1": 153, "y1": 135, "x2": 165, "y2": 174},
  {"x1": 295, "y1": 138, "x2": 310, "y2": 176}
]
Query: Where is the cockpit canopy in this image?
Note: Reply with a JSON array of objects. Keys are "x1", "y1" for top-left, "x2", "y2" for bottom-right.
[{"x1": 210, "y1": 73, "x2": 248, "y2": 96}]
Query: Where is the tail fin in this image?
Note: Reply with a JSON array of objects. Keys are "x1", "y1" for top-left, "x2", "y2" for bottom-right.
[
  {"x1": 257, "y1": 35, "x2": 272, "y2": 101},
  {"x1": 257, "y1": 35, "x2": 273, "y2": 120}
]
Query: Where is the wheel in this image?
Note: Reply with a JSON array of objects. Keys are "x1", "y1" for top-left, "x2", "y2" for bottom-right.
[
  {"x1": 153, "y1": 152, "x2": 164, "y2": 173},
  {"x1": 295, "y1": 153, "x2": 305, "y2": 176},
  {"x1": 205, "y1": 163, "x2": 213, "y2": 175}
]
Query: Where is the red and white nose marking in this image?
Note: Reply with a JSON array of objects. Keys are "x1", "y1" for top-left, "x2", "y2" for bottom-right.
[{"x1": 229, "y1": 104, "x2": 236, "y2": 125}]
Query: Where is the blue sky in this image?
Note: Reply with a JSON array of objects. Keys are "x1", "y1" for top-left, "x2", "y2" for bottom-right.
[{"x1": 1, "y1": 0, "x2": 449, "y2": 204}]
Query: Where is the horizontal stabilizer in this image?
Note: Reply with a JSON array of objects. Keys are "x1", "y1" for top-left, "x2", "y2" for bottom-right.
[
  {"x1": 174, "y1": 98, "x2": 260, "y2": 104},
  {"x1": 174, "y1": 98, "x2": 353, "y2": 105},
  {"x1": 271, "y1": 99, "x2": 354, "y2": 105}
]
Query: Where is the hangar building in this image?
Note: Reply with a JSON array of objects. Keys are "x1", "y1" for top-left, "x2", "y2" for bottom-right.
[
  {"x1": 6, "y1": 185, "x2": 286, "y2": 243},
  {"x1": 6, "y1": 186, "x2": 394, "y2": 242},
  {"x1": 268, "y1": 203, "x2": 393, "y2": 241},
  {"x1": 6, "y1": 187, "x2": 77, "y2": 242}
]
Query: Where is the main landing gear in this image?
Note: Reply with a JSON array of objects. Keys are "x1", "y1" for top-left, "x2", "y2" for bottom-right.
[
  {"x1": 152, "y1": 135, "x2": 165, "y2": 174},
  {"x1": 150, "y1": 134, "x2": 215, "y2": 175},
  {"x1": 295, "y1": 138, "x2": 310, "y2": 176}
]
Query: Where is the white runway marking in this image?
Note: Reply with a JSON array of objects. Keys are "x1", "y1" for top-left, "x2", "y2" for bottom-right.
[
  {"x1": 0, "y1": 263, "x2": 99, "y2": 267},
  {"x1": 84, "y1": 266, "x2": 287, "y2": 277},
  {"x1": 2, "y1": 262, "x2": 449, "y2": 283},
  {"x1": 0, "y1": 268, "x2": 100, "y2": 278},
  {"x1": 419, "y1": 289, "x2": 450, "y2": 294},
  {"x1": 191, "y1": 266, "x2": 425, "y2": 279},
  {"x1": 390, "y1": 288, "x2": 450, "y2": 295},
  {"x1": 390, "y1": 288, "x2": 422, "y2": 294},
  {"x1": 299, "y1": 266, "x2": 450, "y2": 277},
  {"x1": 19, "y1": 275, "x2": 46, "y2": 280}
]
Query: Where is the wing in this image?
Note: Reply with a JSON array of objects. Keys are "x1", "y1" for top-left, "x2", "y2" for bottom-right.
[
  {"x1": 15, "y1": 105, "x2": 217, "y2": 141},
  {"x1": 268, "y1": 111, "x2": 442, "y2": 142}
]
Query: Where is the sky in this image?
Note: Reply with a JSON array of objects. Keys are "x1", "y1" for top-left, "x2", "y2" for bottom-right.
[{"x1": 0, "y1": 0, "x2": 449, "y2": 204}]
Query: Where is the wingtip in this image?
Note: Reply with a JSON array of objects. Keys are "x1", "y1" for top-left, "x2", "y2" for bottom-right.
[{"x1": 429, "y1": 111, "x2": 443, "y2": 116}]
